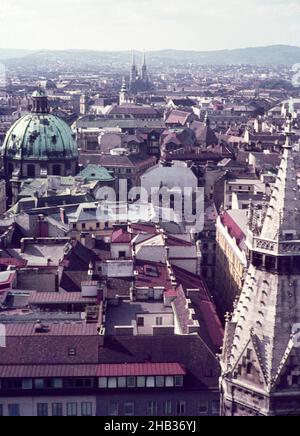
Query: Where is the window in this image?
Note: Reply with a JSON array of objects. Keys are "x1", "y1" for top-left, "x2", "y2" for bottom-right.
[
  {"x1": 72, "y1": 224, "x2": 77, "y2": 230},
  {"x1": 81, "y1": 224, "x2": 86, "y2": 230},
  {"x1": 65, "y1": 378, "x2": 93, "y2": 389},
  {"x1": 53, "y1": 165, "x2": 61, "y2": 176},
  {"x1": 37, "y1": 403, "x2": 48, "y2": 417},
  {"x1": 199, "y1": 401, "x2": 209, "y2": 415},
  {"x1": 108, "y1": 377, "x2": 117, "y2": 389},
  {"x1": 211, "y1": 401, "x2": 220, "y2": 415},
  {"x1": 127, "y1": 376, "x2": 136, "y2": 388},
  {"x1": 137, "y1": 317, "x2": 145, "y2": 327},
  {"x1": 285, "y1": 233, "x2": 294, "y2": 241},
  {"x1": 0, "y1": 404, "x2": 3, "y2": 416},
  {"x1": 146, "y1": 376, "x2": 155, "y2": 388},
  {"x1": 164, "y1": 401, "x2": 172, "y2": 415},
  {"x1": 7, "y1": 163, "x2": 14, "y2": 176},
  {"x1": 27, "y1": 164, "x2": 36, "y2": 178},
  {"x1": 8, "y1": 404, "x2": 20, "y2": 417},
  {"x1": 52, "y1": 403, "x2": 63, "y2": 417},
  {"x1": 52, "y1": 378, "x2": 63, "y2": 389},
  {"x1": 68, "y1": 348, "x2": 77, "y2": 357},
  {"x1": 124, "y1": 402, "x2": 135, "y2": 416},
  {"x1": 165, "y1": 376, "x2": 174, "y2": 387},
  {"x1": 156, "y1": 317, "x2": 163, "y2": 326},
  {"x1": 109, "y1": 402, "x2": 119, "y2": 416},
  {"x1": 117, "y1": 377, "x2": 126, "y2": 388},
  {"x1": 155, "y1": 376, "x2": 165, "y2": 387},
  {"x1": 247, "y1": 363, "x2": 253, "y2": 375},
  {"x1": 175, "y1": 376, "x2": 184, "y2": 387},
  {"x1": 99, "y1": 377, "x2": 108, "y2": 389},
  {"x1": 81, "y1": 402, "x2": 93, "y2": 417},
  {"x1": 22, "y1": 379, "x2": 33, "y2": 390},
  {"x1": 119, "y1": 251, "x2": 127, "y2": 258},
  {"x1": 34, "y1": 379, "x2": 45, "y2": 389},
  {"x1": 67, "y1": 403, "x2": 78, "y2": 417},
  {"x1": 137, "y1": 376, "x2": 146, "y2": 388},
  {"x1": 176, "y1": 401, "x2": 186, "y2": 416},
  {"x1": 147, "y1": 401, "x2": 158, "y2": 416},
  {"x1": 35, "y1": 378, "x2": 63, "y2": 389}
]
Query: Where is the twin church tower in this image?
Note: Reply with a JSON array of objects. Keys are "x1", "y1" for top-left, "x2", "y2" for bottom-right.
[{"x1": 119, "y1": 51, "x2": 151, "y2": 104}]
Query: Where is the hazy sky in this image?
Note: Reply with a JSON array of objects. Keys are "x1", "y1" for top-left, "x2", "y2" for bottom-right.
[{"x1": 0, "y1": 0, "x2": 299, "y2": 51}]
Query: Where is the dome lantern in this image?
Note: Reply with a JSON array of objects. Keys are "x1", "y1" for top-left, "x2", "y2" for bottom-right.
[{"x1": 31, "y1": 88, "x2": 49, "y2": 114}]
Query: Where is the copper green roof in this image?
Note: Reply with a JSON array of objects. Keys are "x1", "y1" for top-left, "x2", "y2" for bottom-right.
[
  {"x1": 2, "y1": 113, "x2": 78, "y2": 161},
  {"x1": 77, "y1": 164, "x2": 114, "y2": 182}
]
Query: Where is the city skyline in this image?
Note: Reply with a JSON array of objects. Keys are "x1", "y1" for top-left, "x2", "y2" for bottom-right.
[{"x1": 0, "y1": 0, "x2": 299, "y2": 52}]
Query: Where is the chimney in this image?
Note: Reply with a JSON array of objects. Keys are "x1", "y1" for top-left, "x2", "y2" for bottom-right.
[{"x1": 37, "y1": 214, "x2": 48, "y2": 238}]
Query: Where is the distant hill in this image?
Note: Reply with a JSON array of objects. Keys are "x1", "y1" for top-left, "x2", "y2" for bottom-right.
[
  {"x1": 0, "y1": 48, "x2": 34, "y2": 60},
  {"x1": 150, "y1": 45, "x2": 300, "y2": 65},
  {"x1": 1, "y1": 45, "x2": 300, "y2": 66}
]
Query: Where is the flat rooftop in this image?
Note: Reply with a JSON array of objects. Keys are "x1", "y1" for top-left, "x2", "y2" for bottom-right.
[{"x1": 105, "y1": 300, "x2": 173, "y2": 336}]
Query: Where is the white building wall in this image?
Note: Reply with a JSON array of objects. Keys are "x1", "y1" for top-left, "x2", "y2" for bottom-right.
[
  {"x1": 135, "y1": 313, "x2": 174, "y2": 335},
  {"x1": 102, "y1": 260, "x2": 134, "y2": 278},
  {"x1": 111, "y1": 243, "x2": 131, "y2": 259},
  {"x1": 0, "y1": 395, "x2": 96, "y2": 417}
]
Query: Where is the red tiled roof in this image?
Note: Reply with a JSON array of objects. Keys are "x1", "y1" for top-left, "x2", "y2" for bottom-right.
[
  {"x1": 165, "y1": 110, "x2": 191, "y2": 125},
  {"x1": 97, "y1": 362, "x2": 185, "y2": 377},
  {"x1": 0, "y1": 365, "x2": 99, "y2": 378},
  {"x1": 221, "y1": 211, "x2": 246, "y2": 244},
  {"x1": 28, "y1": 292, "x2": 98, "y2": 305},
  {"x1": 131, "y1": 223, "x2": 159, "y2": 235},
  {"x1": 111, "y1": 228, "x2": 132, "y2": 244},
  {"x1": 0, "y1": 363, "x2": 185, "y2": 378},
  {"x1": 172, "y1": 266, "x2": 224, "y2": 351},
  {"x1": 135, "y1": 260, "x2": 173, "y2": 290},
  {"x1": 4, "y1": 323, "x2": 98, "y2": 337}
]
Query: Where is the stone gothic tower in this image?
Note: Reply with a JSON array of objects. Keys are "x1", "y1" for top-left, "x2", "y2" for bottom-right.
[
  {"x1": 130, "y1": 50, "x2": 138, "y2": 84},
  {"x1": 220, "y1": 112, "x2": 300, "y2": 416},
  {"x1": 141, "y1": 51, "x2": 148, "y2": 83}
]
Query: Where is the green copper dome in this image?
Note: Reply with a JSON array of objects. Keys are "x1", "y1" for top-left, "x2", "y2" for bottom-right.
[{"x1": 2, "y1": 91, "x2": 78, "y2": 162}]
